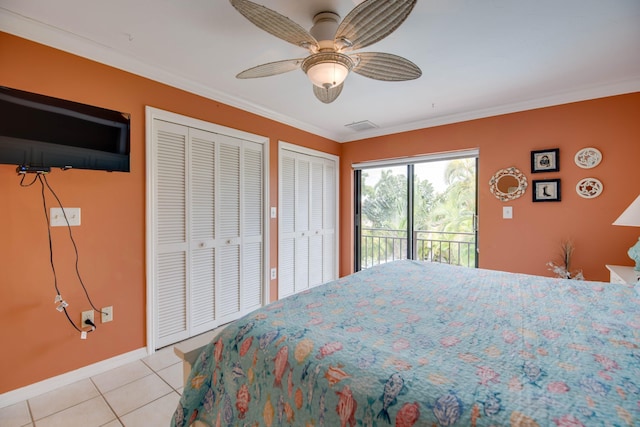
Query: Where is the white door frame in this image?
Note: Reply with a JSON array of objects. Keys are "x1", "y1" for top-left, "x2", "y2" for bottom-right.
[{"x1": 145, "y1": 106, "x2": 270, "y2": 353}]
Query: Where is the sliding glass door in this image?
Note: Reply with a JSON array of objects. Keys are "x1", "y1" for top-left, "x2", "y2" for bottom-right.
[
  {"x1": 358, "y1": 165, "x2": 409, "y2": 268},
  {"x1": 355, "y1": 153, "x2": 478, "y2": 271}
]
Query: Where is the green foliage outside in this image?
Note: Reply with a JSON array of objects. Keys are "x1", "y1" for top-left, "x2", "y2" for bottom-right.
[{"x1": 360, "y1": 159, "x2": 477, "y2": 267}]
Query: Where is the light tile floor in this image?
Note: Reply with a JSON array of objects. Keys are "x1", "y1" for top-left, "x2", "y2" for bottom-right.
[{"x1": 0, "y1": 344, "x2": 186, "y2": 427}]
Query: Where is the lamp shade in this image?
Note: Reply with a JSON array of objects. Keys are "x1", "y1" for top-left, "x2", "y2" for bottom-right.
[
  {"x1": 302, "y1": 52, "x2": 354, "y2": 89},
  {"x1": 613, "y1": 195, "x2": 640, "y2": 227},
  {"x1": 307, "y1": 62, "x2": 349, "y2": 89}
]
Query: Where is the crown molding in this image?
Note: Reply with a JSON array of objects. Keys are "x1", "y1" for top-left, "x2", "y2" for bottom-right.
[{"x1": 336, "y1": 78, "x2": 640, "y2": 142}]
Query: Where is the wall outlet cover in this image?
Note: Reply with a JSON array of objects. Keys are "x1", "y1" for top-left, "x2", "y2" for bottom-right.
[
  {"x1": 101, "y1": 306, "x2": 113, "y2": 323},
  {"x1": 81, "y1": 310, "x2": 94, "y2": 327}
]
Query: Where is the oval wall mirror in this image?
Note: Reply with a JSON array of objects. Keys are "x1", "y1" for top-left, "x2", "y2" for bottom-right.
[{"x1": 489, "y1": 167, "x2": 528, "y2": 201}]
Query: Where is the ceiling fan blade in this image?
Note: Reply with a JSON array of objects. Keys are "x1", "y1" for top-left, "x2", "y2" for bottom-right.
[
  {"x1": 236, "y1": 59, "x2": 304, "y2": 79},
  {"x1": 230, "y1": 0, "x2": 318, "y2": 51},
  {"x1": 313, "y1": 83, "x2": 343, "y2": 104},
  {"x1": 351, "y1": 52, "x2": 421, "y2": 81},
  {"x1": 335, "y1": 0, "x2": 417, "y2": 51}
]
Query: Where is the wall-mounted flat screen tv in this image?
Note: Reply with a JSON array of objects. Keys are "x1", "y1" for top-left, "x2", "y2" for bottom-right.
[{"x1": 0, "y1": 86, "x2": 130, "y2": 172}]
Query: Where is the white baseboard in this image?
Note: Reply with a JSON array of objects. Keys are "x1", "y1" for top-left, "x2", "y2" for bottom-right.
[{"x1": 0, "y1": 347, "x2": 149, "y2": 408}]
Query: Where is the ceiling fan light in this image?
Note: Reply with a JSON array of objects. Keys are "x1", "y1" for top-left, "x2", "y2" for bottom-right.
[
  {"x1": 307, "y1": 62, "x2": 349, "y2": 88},
  {"x1": 302, "y1": 52, "x2": 353, "y2": 89}
]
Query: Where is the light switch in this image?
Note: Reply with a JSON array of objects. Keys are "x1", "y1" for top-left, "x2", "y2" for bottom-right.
[
  {"x1": 270, "y1": 207, "x2": 277, "y2": 218},
  {"x1": 502, "y1": 206, "x2": 513, "y2": 219},
  {"x1": 51, "y1": 207, "x2": 81, "y2": 226}
]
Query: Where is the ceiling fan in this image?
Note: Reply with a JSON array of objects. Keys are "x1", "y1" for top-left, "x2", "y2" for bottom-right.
[{"x1": 230, "y1": 0, "x2": 422, "y2": 103}]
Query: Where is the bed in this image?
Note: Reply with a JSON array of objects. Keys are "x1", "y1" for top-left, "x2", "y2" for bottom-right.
[{"x1": 172, "y1": 260, "x2": 639, "y2": 426}]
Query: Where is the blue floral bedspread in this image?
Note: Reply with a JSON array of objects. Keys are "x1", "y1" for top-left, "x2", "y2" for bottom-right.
[{"x1": 172, "y1": 260, "x2": 640, "y2": 426}]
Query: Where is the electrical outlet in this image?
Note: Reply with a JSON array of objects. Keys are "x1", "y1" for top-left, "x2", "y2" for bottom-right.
[
  {"x1": 101, "y1": 306, "x2": 113, "y2": 323},
  {"x1": 81, "y1": 310, "x2": 94, "y2": 328},
  {"x1": 270, "y1": 268, "x2": 277, "y2": 280}
]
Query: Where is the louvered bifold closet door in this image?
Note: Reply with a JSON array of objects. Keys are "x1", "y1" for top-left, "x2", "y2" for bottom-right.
[
  {"x1": 322, "y1": 159, "x2": 337, "y2": 283},
  {"x1": 295, "y1": 156, "x2": 310, "y2": 293},
  {"x1": 242, "y1": 141, "x2": 264, "y2": 312},
  {"x1": 155, "y1": 120, "x2": 189, "y2": 347},
  {"x1": 189, "y1": 128, "x2": 217, "y2": 336},
  {"x1": 278, "y1": 153, "x2": 296, "y2": 298},
  {"x1": 279, "y1": 148, "x2": 338, "y2": 298},
  {"x1": 216, "y1": 136, "x2": 242, "y2": 323},
  {"x1": 308, "y1": 159, "x2": 324, "y2": 287}
]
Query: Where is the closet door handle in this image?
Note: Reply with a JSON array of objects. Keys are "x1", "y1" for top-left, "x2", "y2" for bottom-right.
[{"x1": 198, "y1": 242, "x2": 205, "y2": 248}]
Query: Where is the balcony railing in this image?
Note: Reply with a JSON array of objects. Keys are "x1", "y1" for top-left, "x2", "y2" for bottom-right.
[{"x1": 361, "y1": 228, "x2": 476, "y2": 269}]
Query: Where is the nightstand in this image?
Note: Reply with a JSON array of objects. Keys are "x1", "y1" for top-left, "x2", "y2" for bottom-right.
[{"x1": 605, "y1": 264, "x2": 639, "y2": 285}]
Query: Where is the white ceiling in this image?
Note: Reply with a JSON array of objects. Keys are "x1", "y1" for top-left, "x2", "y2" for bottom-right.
[{"x1": 1, "y1": 0, "x2": 639, "y2": 142}]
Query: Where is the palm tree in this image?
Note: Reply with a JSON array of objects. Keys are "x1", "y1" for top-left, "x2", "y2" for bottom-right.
[
  {"x1": 361, "y1": 169, "x2": 408, "y2": 265},
  {"x1": 423, "y1": 159, "x2": 476, "y2": 265}
]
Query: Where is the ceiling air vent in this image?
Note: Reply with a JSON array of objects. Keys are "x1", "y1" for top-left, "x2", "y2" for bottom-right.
[{"x1": 345, "y1": 120, "x2": 378, "y2": 132}]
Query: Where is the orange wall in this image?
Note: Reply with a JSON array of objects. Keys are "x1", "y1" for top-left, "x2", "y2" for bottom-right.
[
  {"x1": 0, "y1": 32, "x2": 339, "y2": 393},
  {"x1": 340, "y1": 93, "x2": 640, "y2": 278}
]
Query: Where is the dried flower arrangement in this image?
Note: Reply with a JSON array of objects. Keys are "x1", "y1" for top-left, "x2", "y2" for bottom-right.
[{"x1": 547, "y1": 239, "x2": 584, "y2": 280}]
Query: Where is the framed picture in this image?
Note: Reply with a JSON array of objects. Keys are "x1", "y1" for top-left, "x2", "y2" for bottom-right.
[
  {"x1": 531, "y1": 148, "x2": 559, "y2": 173},
  {"x1": 533, "y1": 179, "x2": 561, "y2": 202}
]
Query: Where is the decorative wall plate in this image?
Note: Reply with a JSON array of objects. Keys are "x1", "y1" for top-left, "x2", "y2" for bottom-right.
[
  {"x1": 576, "y1": 177, "x2": 603, "y2": 198},
  {"x1": 574, "y1": 147, "x2": 602, "y2": 169}
]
